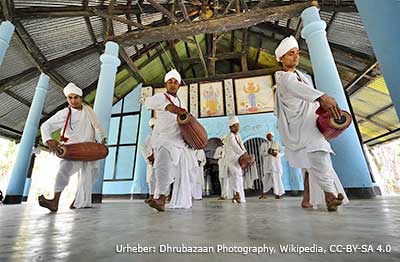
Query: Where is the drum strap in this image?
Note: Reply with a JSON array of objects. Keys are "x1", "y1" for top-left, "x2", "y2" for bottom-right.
[
  {"x1": 60, "y1": 107, "x2": 72, "y2": 143},
  {"x1": 234, "y1": 135, "x2": 245, "y2": 152},
  {"x1": 164, "y1": 93, "x2": 182, "y2": 108}
]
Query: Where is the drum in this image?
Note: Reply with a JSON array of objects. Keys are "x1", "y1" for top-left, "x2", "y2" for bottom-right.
[
  {"x1": 56, "y1": 142, "x2": 109, "y2": 161},
  {"x1": 177, "y1": 112, "x2": 208, "y2": 149},
  {"x1": 316, "y1": 107, "x2": 352, "y2": 140},
  {"x1": 239, "y1": 153, "x2": 254, "y2": 170}
]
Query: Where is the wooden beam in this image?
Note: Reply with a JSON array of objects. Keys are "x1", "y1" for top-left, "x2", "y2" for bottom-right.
[
  {"x1": 109, "y1": 2, "x2": 313, "y2": 47},
  {"x1": 365, "y1": 104, "x2": 394, "y2": 120},
  {"x1": 105, "y1": 0, "x2": 116, "y2": 39},
  {"x1": 91, "y1": 8, "x2": 147, "y2": 29},
  {"x1": 0, "y1": 67, "x2": 40, "y2": 93},
  {"x1": 345, "y1": 61, "x2": 378, "y2": 95},
  {"x1": 12, "y1": 2, "x2": 357, "y2": 20},
  {"x1": 3, "y1": 90, "x2": 31, "y2": 108},
  {"x1": 12, "y1": 4, "x2": 192, "y2": 19},
  {"x1": 13, "y1": 21, "x2": 69, "y2": 88},
  {"x1": 294, "y1": 19, "x2": 303, "y2": 40},
  {"x1": 0, "y1": 124, "x2": 22, "y2": 136},
  {"x1": 184, "y1": 41, "x2": 196, "y2": 77},
  {"x1": 150, "y1": 66, "x2": 282, "y2": 87},
  {"x1": 155, "y1": 45, "x2": 169, "y2": 73},
  {"x1": 82, "y1": 0, "x2": 98, "y2": 48},
  {"x1": 3, "y1": 89, "x2": 49, "y2": 116},
  {"x1": 147, "y1": 0, "x2": 177, "y2": 23},
  {"x1": 183, "y1": 51, "x2": 241, "y2": 63},
  {"x1": 255, "y1": 36, "x2": 263, "y2": 64},
  {"x1": 50, "y1": 44, "x2": 100, "y2": 67},
  {"x1": 230, "y1": 31, "x2": 236, "y2": 72},
  {"x1": 168, "y1": 41, "x2": 182, "y2": 72},
  {"x1": 119, "y1": 47, "x2": 145, "y2": 82},
  {"x1": 223, "y1": 0, "x2": 237, "y2": 16},
  {"x1": 179, "y1": 0, "x2": 208, "y2": 76},
  {"x1": 241, "y1": 29, "x2": 248, "y2": 72},
  {"x1": 210, "y1": 33, "x2": 218, "y2": 76},
  {"x1": 354, "y1": 113, "x2": 392, "y2": 132},
  {"x1": 364, "y1": 127, "x2": 400, "y2": 145},
  {"x1": 136, "y1": 43, "x2": 170, "y2": 70}
]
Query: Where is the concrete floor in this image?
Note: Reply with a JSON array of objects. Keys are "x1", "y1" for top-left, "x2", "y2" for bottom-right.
[{"x1": 1, "y1": 196, "x2": 399, "y2": 262}]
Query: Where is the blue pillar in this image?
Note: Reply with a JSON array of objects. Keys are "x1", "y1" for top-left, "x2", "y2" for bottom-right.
[
  {"x1": 355, "y1": 0, "x2": 400, "y2": 116},
  {"x1": 0, "y1": 21, "x2": 15, "y2": 66},
  {"x1": 132, "y1": 84, "x2": 150, "y2": 194},
  {"x1": 22, "y1": 178, "x2": 32, "y2": 201},
  {"x1": 92, "y1": 41, "x2": 121, "y2": 203},
  {"x1": 301, "y1": 7, "x2": 373, "y2": 194},
  {"x1": 4, "y1": 74, "x2": 49, "y2": 204}
]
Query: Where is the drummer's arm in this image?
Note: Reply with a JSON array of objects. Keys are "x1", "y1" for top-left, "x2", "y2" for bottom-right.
[
  {"x1": 166, "y1": 104, "x2": 186, "y2": 115},
  {"x1": 229, "y1": 136, "x2": 245, "y2": 156},
  {"x1": 40, "y1": 110, "x2": 65, "y2": 152}
]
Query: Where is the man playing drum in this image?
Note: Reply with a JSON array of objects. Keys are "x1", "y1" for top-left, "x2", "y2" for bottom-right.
[
  {"x1": 274, "y1": 35, "x2": 347, "y2": 211},
  {"x1": 38, "y1": 83, "x2": 106, "y2": 212},
  {"x1": 144, "y1": 69, "x2": 197, "y2": 211},
  {"x1": 224, "y1": 116, "x2": 246, "y2": 204}
]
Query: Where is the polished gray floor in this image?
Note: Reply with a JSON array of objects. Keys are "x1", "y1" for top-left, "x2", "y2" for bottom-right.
[{"x1": 1, "y1": 196, "x2": 399, "y2": 262}]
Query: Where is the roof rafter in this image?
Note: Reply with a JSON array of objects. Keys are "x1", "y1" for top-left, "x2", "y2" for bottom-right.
[{"x1": 109, "y1": 1, "x2": 314, "y2": 47}]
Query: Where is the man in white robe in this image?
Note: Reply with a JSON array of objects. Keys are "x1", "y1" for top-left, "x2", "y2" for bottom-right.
[
  {"x1": 243, "y1": 160, "x2": 258, "y2": 190},
  {"x1": 274, "y1": 35, "x2": 347, "y2": 211},
  {"x1": 38, "y1": 83, "x2": 106, "y2": 212},
  {"x1": 141, "y1": 118, "x2": 156, "y2": 203},
  {"x1": 259, "y1": 131, "x2": 285, "y2": 199},
  {"x1": 214, "y1": 139, "x2": 232, "y2": 200},
  {"x1": 224, "y1": 116, "x2": 246, "y2": 203},
  {"x1": 144, "y1": 69, "x2": 197, "y2": 211},
  {"x1": 192, "y1": 149, "x2": 206, "y2": 200}
]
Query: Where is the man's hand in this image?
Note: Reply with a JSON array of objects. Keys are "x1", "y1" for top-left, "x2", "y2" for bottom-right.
[
  {"x1": 166, "y1": 104, "x2": 186, "y2": 115},
  {"x1": 317, "y1": 94, "x2": 342, "y2": 120},
  {"x1": 101, "y1": 137, "x2": 107, "y2": 145},
  {"x1": 46, "y1": 139, "x2": 60, "y2": 154}
]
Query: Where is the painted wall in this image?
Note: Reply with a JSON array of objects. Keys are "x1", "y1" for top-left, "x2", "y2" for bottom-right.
[{"x1": 103, "y1": 86, "x2": 374, "y2": 195}]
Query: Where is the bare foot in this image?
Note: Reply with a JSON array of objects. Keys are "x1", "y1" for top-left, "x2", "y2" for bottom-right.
[
  {"x1": 233, "y1": 192, "x2": 241, "y2": 204},
  {"x1": 259, "y1": 193, "x2": 267, "y2": 200},
  {"x1": 38, "y1": 195, "x2": 58, "y2": 212},
  {"x1": 149, "y1": 199, "x2": 165, "y2": 212},
  {"x1": 325, "y1": 192, "x2": 343, "y2": 212},
  {"x1": 218, "y1": 197, "x2": 226, "y2": 200},
  {"x1": 301, "y1": 202, "x2": 313, "y2": 208}
]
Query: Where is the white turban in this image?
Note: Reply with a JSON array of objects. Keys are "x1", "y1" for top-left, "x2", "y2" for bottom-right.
[
  {"x1": 148, "y1": 118, "x2": 156, "y2": 128},
  {"x1": 63, "y1": 82, "x2": 82, "y2": 97},
  {"x1": 228, "y1": 116, "x2": 239, "y2": 126},
  {"x1": 275, "y1": 35, "x2": 299, "y2": 62},
  {"x1": 266, "y1": 131, "x2": 274, "y2": 137},
  {"x1": 164, "y1": 69, "x2": 181, "y2": 84}
]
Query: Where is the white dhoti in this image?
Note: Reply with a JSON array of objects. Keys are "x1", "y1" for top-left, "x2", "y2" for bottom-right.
[
  {"x1": 54, "y1": 159, "x2": 98, "y2": 208},
  {"x1": 146, "y1": 164, "x2": 156, "y2": 195},
  {"x1": 262, "y1": 171, "x2": 285, "y2": 196},
  {"x1": 228, "y1": 165, "x2": 246, "y2": 203},
  {"x1": 243, "y1": 163, "x2": 258, "y2": 190},
  {"x1": 219, "y1": 164, "x2": 232, "y2": 199},
  {"x1": 303, "y1": 152, "x2": 349, "y2": 208},
  {"x1": 153, "y1": 146, "x2": 196, "y2": 209},
  {"x1": 191, "y1": 166, "x2": 204, "y2": 200}
]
